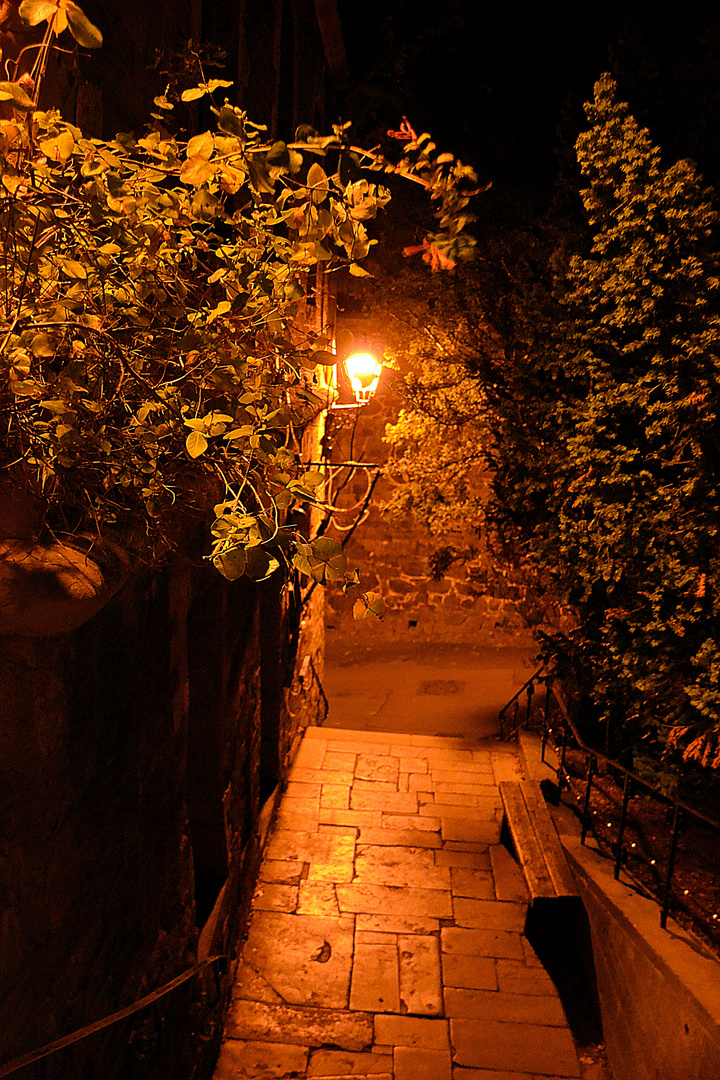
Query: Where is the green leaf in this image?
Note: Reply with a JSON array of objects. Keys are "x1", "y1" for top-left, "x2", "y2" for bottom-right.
[
  {"x1": 307, "y1": 162, "x2": 329, "y2": 204},
  {"x1": 213, "y1": 546, "x2": 246, "y2": 580},
  {"x1": 185, "y1": 430, "x2": 208, "y2": 458},
  {"x1": 245, "y1": 545, "x2": 280, "y2": 581},
  {"x1": 60, "y1": 257, "x2": 87, "y2": 279},
  {"x1": 18, "y1": 0, "x2": 56, "y2": 27},
  {"x1": 65, "y1": 1, "x2": 103, "y2": 48},
  {"x1": 266, "y1": 141, "x2": 289, "y2": 168},
  {"x1": 181, "y1": 86, "x2": 208, "y2": 102},
  {"x1": 0, "y1": 81, "x2": 34, "y2": 110},
  {"x1": 31, "y1": 332, "x2": 55, "y2": 357},
  {"x1": 310, "y1": 349, "x2": 337, "y2": 366},
  {"x1": 349, "y1": 263, "x2": 373, "y2": 277}
]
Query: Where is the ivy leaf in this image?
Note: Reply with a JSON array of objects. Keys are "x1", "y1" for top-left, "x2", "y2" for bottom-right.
[
  {"x1": 185, "y1": 430, "x2": 208, "y2": 458},
  {"x1": 31, "y1": 332, "x2": 55, "y2": 357},
  {"x1": 39, "y1": 129, "x2": 75, "y2": 163}
]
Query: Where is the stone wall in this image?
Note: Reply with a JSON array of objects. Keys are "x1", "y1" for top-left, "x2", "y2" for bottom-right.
[
  {"x1": 0, "y1": 553, "x2": 325, "y2": 1079},
  {"x1": 324, "y1": 373, "x2": 533, "y2": 662}
]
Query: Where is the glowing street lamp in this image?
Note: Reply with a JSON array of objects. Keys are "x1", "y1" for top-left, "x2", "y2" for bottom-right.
[{"x1": 344, "y1": 351, "x2": 383, "y2": 404}]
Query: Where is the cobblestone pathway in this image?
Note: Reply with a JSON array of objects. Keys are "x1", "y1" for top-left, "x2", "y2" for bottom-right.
[{"x1": 214, "y1": 726, "x2": 581, "y2": 1080}]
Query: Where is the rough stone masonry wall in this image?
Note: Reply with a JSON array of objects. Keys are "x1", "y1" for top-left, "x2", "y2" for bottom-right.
[{"x1": 324, "y1": 374, "x2": 533, "y2": 661}]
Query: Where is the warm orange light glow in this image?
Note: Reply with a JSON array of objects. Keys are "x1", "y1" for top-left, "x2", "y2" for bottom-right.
[{"x1": 344, "y1": 351, "x2": 383, "y2": 403}]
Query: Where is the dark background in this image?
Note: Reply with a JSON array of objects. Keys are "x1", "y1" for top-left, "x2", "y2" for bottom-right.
[{"x1": 337, "y1": 0, "x2": 720, "y2": 206}]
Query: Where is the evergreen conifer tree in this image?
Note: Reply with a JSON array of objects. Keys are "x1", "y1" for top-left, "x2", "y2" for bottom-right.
[{"x1": 556, "y1": 73, "x2": 720, "y2": 765}]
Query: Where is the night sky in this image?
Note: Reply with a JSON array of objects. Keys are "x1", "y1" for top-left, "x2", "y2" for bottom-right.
[{"x1": 336, "y1": 0, "x2": 720, "y2": 205}]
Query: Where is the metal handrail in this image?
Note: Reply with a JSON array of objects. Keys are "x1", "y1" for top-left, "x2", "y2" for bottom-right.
[
  {"x1": 501, "y1": 670, "x2": 720, "y2": 932},
  {"x1": 0, "y1": 954, "x2": 226, "y2": 1077}
]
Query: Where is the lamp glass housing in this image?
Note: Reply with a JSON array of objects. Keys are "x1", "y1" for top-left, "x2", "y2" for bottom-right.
[{"x1": 344, "y1": 351, "x2": 383, "y2": 403}]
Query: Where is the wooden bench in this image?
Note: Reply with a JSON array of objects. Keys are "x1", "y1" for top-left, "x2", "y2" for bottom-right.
[{"x1": 499, "y1": 780, "x2": 578, "y2": 905}]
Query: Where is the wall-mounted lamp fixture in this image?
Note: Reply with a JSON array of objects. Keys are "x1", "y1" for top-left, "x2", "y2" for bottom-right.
[{"x1": 344, "y1": 351, "x2": 383, "y2": 404}]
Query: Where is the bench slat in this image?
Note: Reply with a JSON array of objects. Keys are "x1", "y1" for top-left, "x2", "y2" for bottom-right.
[
  {"x1": 519, "y1": 781, "x2": 578, "y2": 898},
  {"x1": 499, "y1": 781, "x2": 555, "y2": 899}
]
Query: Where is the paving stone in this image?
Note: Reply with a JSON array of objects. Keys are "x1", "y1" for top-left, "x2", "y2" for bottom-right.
[
  {"x1": 450, "y1": 868, "x2": 495, "y2": 899},
  {"x1": 430, "y1": 768, "x2": 496, "y2": 783},
  {"x1": 444, "y1": 841, "x2": 490, "y2": 853},
  {"x1": 275, "y1": 809, "x2": 319, "y2": 832},
  {"x1": 441, "y1": 927, "x2": 524, "y2": 960},
  {"x1": 324, "y1": 751, "x2": 358, "y2": 770},
  {"x1": 453, "y1": 1070, "x2": 533, "y2": 1080},
  {"x1": 350, "y1": 943, "x2": 401, "y2": 1012},
  {"x1": 243, "y1": 911, "x2": 354, "y2": 1008},
  {"x1": 450, "y1": 1019, "x2": 580, "y2": 1076},
  {"x1": 400, "y1": 757, "x2": 428, "y2": 773},
  {"x1": 267, "y1": 831, "x2": 356, "y2": 883},
  {"x1": 444, "y1": 988, "x2": 567, "y2": 1025},
  {"x1": 381, "y1": 813, "x2": 440, "y2": 832},
  {"x1": 358, "y1": 826, "x2": 441, "y2": 849},
  {"x1": 214, "y1": 1038, "x2": 308, "y2": 1079},
  {"x1": 286, "y1": 780, "x2": 322, "y2": 798},
  {"x1": 374, "y1": 1015, "x2": 449, "y2": 1049},
  {"x1": 489, "y1": 845, "x2": 529, "y2": 902},
  {"x1": 425, "y1": 791, "x2": 478, "y2": 807},
  {"x1": 398, "y1": 934, "x2": 442, "y2": 1015},
  {"x1": 337, "y1": 883, "x2": 453, "y2": 918},
  {"x1": 321, "y1": 785, "x2": 351, "y2": 810},
  {"x1": 356, "y1": 930, "x2": 397, "y2": 944},
  {"x1": 420, "y1": 802, "x2": 497, "y2": 820},
  {"x1": 294, "y1": 738, "x2": 328, "y2": 770},
  {"x1": 226, "y1": 1000, "x2": 373, "y2": 1050},
  {"x1": 452, "y1": 898, "x2": 526, "y2": 932},
  {"x1": 355, "y1": 753, "x2": 400, "y2": 783},
  {"x1": 354, "y1": 846, "x2": 451, "y2": 890},
  {"x1": 435, "y1": 849, "x2": 491, "y2": 870},
  {"x1": 356, "y1": 913, "x2": 439, "y2": 934},
  {"x1": 441, "y1": 818, "x2": 500, "y2": 844},
  {"x1": 408, "y1": 773, "x2": 435, "y2": 792},
  {"x1": 323, "y1": 727, "x2": 395, "y2": 746},
  {"x1": 232, "y1": 958, "x2": 284, "y2": 1003},
  {"x1": 280, "y1": 794, "x2": 321, "y2": 814},
  {"x1": 252, "y1": 883, "x2": 298, "y2": 912},
  {"x1": 441, "y1": 952, "x2": 497, "y2": 990},
  {"x1": 290, "y1": 767, "x2": 355, "y2": 785},
  {"x1": 319, "y1": 808, "x2": 383, "y2": 829},
  {"x1": 495, "y1": 960, "x2": 556, "y2": 996},
  {"x1": 433, "y1": 782, "x2": 492, "y2": 796},
  {"x1": 326, "y1": 738, "x2": 392, "y2": 755},
  {"x1": 259, "y1": 860, "x2": 305, "y2": 885},
  {"x1": 352, "y1": 779, "x2": 398, "y2": 794},
  {"x1": 351, "y1": 789, "x2": 418, "y2": 813},
  {"x1": 298, "y1": 882, "x2": 341, "y2": 916},
  {"x1": 394, "y1": 1045, "x2": 452, "y2": 1080},
  {"x1": 307, "y1": 1049, "x2": 393, "y2": 1075}
]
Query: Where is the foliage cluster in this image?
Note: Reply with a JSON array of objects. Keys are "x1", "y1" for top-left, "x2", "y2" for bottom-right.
[
  {"x1": 0, "y1": 0, "x2": 477, "y2": 603},
  {"x1": 386, "y1": 74, "x2": 720, "y2": 770}
]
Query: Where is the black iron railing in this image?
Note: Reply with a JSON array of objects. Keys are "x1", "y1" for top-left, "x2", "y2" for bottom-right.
[{"x1": 501, "y1": 671, "x2": 720, "y2": 934}]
